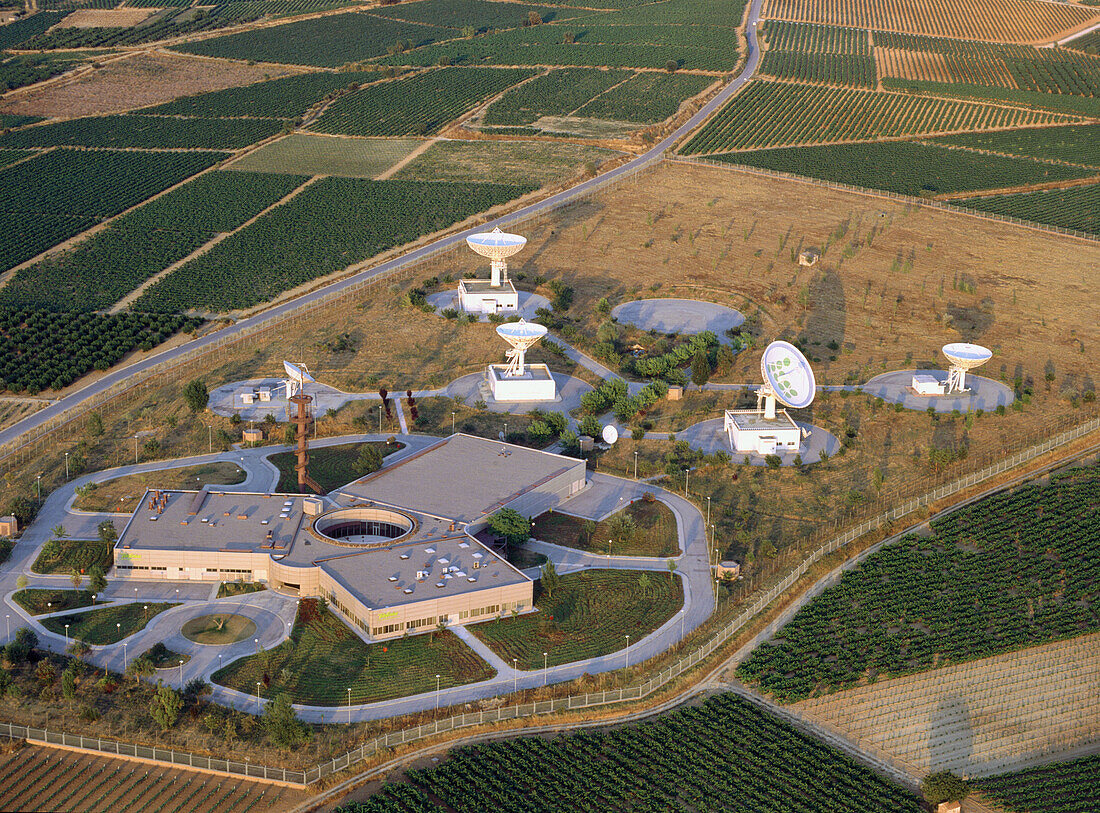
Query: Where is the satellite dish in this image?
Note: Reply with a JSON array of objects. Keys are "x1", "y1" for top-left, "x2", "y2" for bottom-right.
[
  {"x1": 282, "y1": 361, "x2": 316, "y2": 385},
  {"x1": 601, "y1": 425, "x2": 618, "y2": 445},
  {"x1": 496, "y1": 319, "x2": 548, "y2": 378},
  {"x1": 760, "y1": 341, "x2": 816, "y2": 409},
  {"x1": 498, "y1": 430, "x2": 506, "y2": 441},
  {"x1": 942, "y1": 342, "x2": 991, "y2": 393},
  {"x1": 466, "y1": 228, "x2": 527, "y2": 260}
]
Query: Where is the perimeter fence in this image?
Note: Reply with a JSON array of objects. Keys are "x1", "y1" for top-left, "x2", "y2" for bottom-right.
[
  {"x1": 666, "y1": 154, "x2": 1100, "y2": 244},
  {"x1": 5, "y1": 414, "x2": 1097, "y2": 785}
]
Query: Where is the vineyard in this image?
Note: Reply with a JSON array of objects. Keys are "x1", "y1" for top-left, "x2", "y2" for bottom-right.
[
  {"x1": 213, "y1": 599, "x2": 493, "y2": 705},
  {"x1": 0, "y1": 309, "x2": 202, "y2": 393},
  {"x1": 370, "y1": 0, "x2": 586, "y2": 32},
  {"x1": 710, "y1": 140, "x2": 1092, "y2": 196},
  {"x1": 174, "y1": 12, "x2": 444, "y2": 68},
  {"x1": 761, "y1": 21, "x2": 875, "y2": 87},
  {"x1": 134, "y1": 178, "x2": 531, "y2": 312},
  {"x1": 483, "y1": 68, "x2": 631, "y2": 126},
  {"x1": 471, "y1": 569, "x2": 682, "y2": 669},
  {"x1": 144, "y1": 69, "x2": 384, "y2": 119},
  {"x1": 351, "y1": 693, "x2": 922, "y2": 812},
  {"x1": 958, "y1": 182, "x2": 1100, "y2": 236},
  {"x1": 0, "y1": 148, "x2": 224, "y2": 273},
  {"x1": 975, "y1": 754, "x2": 1100, "y2": 813},
  {"x1": 736, "y1": 465, "x2": 1100, "y2": 702},
  {"x1": 572, "y1": 70, "x2": 713, "y2": 122},
  {"x1": 0, "y1": 171, "x2": 308, "y2": 312},
  {"x1": 933, "y1": 123, "x2": 1100, "y2": 167},
  {"x1": 312, "y1": 67, "x2": 536, "y2": 137},
  {"x1": 760, "y1": 0, "x2": 1100, "y2": 44},
  {"x1": 0, "y1": 114, "x2": 284, "y2": 150},
  {"x1": 679, "y1": 80, "x2": 1074, "y2": 153},
  {"x1": 0, "y1": 10, "x2": 64, "y2": 50},
  {"x1": 0, "y1": 747, "x2": 304, "y2": 813}
]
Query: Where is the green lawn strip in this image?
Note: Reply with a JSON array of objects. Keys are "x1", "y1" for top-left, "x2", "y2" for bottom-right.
[
  {"x1": 532, "y1": 498, "x2": 679, "y2": 557},
  {"x1": 13, "y1": 589, "x2": 93, "y2": 615},
  {"x1": 42, "y1": 603, "x2": 179, "y2": 645},
  {"x1": 31, "y1": 539, "x2": 112, "y2": 575},
  {"x1": 471, "y1": 569, "x2": 683, "y2": 669},
  {"x1": 216, "y1": 581, "x2": 267, "y2": 599},
  {"x1": 267, "y1": 440, "x2": 403, "y2": 493},
  {"x1": 212, "y1": 600, "x2": 493, "y2": 705}
]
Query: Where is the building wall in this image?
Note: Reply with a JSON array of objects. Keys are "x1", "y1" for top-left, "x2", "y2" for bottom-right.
[
  {"x1": 114, "y1": 548, "x2": 265, "y2": 582},
  {"x1": 469, "y1": 459, "x2": 586, "y2": 534}
]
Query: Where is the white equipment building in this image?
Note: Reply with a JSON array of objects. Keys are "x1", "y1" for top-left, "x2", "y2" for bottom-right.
[
  {"x1": 724, "y1": 341, "x2": 814, "y2": 455},
  {"x1": 459, "y1": 228, "x2": 524, "y2": 315},
  {"x1": 488, "y1": 320, "x2": 556, "y2": 402}
]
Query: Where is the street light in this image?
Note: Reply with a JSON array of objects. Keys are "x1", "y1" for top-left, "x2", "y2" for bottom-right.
[
  {"x1": 134, "y1": 435, "x2": 138, "y2": 463},
  {"x1": 5, "y1": 615, "x2": 9, "y2": 640},
  {"x1": 65, "y1": 452, "x2": 69, "y2": 479},
  {"x1": 512, "y1": 659, "x2": 518, "y2": 695},
  {"x1": 347, "y1": 687, "x2": 352, "y2": 723},
  {"x1": 378, "y1": 405, "x2": 383, "y2": 434},
  {"x1": 178, "y1": 659, "x2": 184, "y2": 686},
  {"x1": 123, "y1": 642, "x2": 127, "y2": 672},
  {"x1": 435, "y1": 674, "x2": 441, "y2": 710},
  {"x1": 208, "y1": 425, "x2": 212, "y2": 454},
  {"x1": 634, "y1": 450, "x2": 638, "y2": 480},
  {"x1": 64, "y1": 624, "x2": 69, "y2": 646},
  {"x1": 543, "y1": 652, "x2": 548, "y2": 686},
  {"x1": 36, "y1": 474, "x2": 41, "y2": 498},
  {"x1": 625, "y1": 634, "x2": 630, "y2": 668},
  {"x1": 683, "y1": 468, "x2": 690, "y2": 495},
  {"x1": 451, "y1": 412, "x2": 456, "y2": 435},
  {"x1": 256, "y1": 682, "x2": 262, "y2": 711}
]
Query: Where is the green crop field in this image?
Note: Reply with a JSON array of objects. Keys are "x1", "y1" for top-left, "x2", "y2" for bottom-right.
[
  {"x1": 880, "y1": 79, "x2": 1100, "y2": 118},
  {"x1": 974, "y1": 754, "x2": 1100, "y2": 813},
  {"x1": 0, "y1": 149, "x2": 35, "y2": 169},
  {"x1": 391, "y1": 139, "x2": 621, "y2": 185},
  {"x1": 931, "y1": 123, "x2": 1100, "y2": 168},
  {"x1": 0, "y1": 10, "x2": 64, "y2": 50},
  {"x1": 134, "y1": 178, "x2": 532, "y2": 312},
  {"x1": 0, "y1": 148, "x2": 224, "y2": 273},
  {"x1": 0, "y1": 52, "x2": 89, "y2": 93},
  {"x1": 764, "y1": 20, "x2": 869, "y2": 54},
  {"x1": 736, "y1": 466, "x2": 1100, "y2": 702},
  {"x1": 42, "y1": 602, "x2": 178, "y2": 645},
  {"x1": 174, "y1": 11, "x2": 444, "y2": 67},
  {"x1": 572, "y1": 70, "x2": 713, "y2": 122},
  {"x1": 0, "y1": 171, "x2": 307, "y2": 312},
  {"x1": 0, "y1": 114, "x2": 284, "y2": 150},
  {"x1": 370, "y1": 0, "x2": 586, "y2": 31},
  {"x1": 708, "y1": 141, "x2": 1092, "y2": 196},
  {"x1": 213, "y1": 598, "x2": 493, "y2": 705},
  {"x1": 958, "y1": 182, "x2": 1100, "y2": 236},
  {"x1": 228, "y1": 133, "x2": 422, "y2": 178},
  {"x1": 359, "y1": 693, "x2": 921, "y2": 812},
  {"x1": 268, "y1": 440, "x2": 402, "y2": 492},
  {"x1": 0, "y1": 114, "x2": 42, "y2": 130},
  {"x1": 144, "y1": 69, "x2": 385, "y2": 119},
  {"x1": 483, "y1": 68, "x2": 631, "y2": 126},
  {"x1": 679, "y1": 80, "x2": 1075, "y2": 154},
  {"x1": 761, "y1": 51, "x2": 876, "y2": 87},
  {"x1": 471, "y1": 569, "x2": 682, "y2": 669},
  {"x1": 311, "y1": 67, "x2": 536, "y2": 136}
]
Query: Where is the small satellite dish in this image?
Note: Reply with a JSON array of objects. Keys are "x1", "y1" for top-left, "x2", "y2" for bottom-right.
[
  {"x1": 498, "y1": 430, "x2": 506, "y2": 441},
  {"x1": 760, "y1": 341, "x2": 816, "y2": 409},
  {"x1": 282, "y1": 360, "x2": 316, "y2": 385},
  {"x1": 601, "y1": 425, "x2": 618, "y2": 445}
]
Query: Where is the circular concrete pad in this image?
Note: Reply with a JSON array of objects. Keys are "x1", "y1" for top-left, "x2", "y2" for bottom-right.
[
  {"x1": 862, "y1": 370, "x2": 1014, "y2": 413},
  {"x1": 182, "y1": 613, "x2": 257, "y2": 645},
  {"x1": 652, "y1": 417, "x2": 839, "y2": 466},
  {"x1": 612, "y1": 298, "x2": 744, "y2": 341}
]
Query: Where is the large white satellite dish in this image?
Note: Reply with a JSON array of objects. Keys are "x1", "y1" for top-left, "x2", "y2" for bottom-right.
[
  {"x1": 758, "y1": 341, "x2": 816, "y2": 417},
  {"x1": 942, "y1": 342, "x2": 991, "y2": 393},
  {"x1": 496, "y1": 319, "x2": 547, "y2": 378},
  {"x1": 467, "y1": 227, "x2": 527, "y2": 287},
  {"x1": 601, "y1": 425, "x2": 618, "y2": 445}
]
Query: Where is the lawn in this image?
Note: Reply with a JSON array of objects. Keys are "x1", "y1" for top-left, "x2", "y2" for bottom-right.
[
  {"x1": 31, "y1": 539, "x2": 112, "y2": 575},
  {"x1": 216, "y1": 580, "x2": 266, "y2": 599},
  {"x1": 42, "y1": 602, "x2": 178, "y2": 644},
  {"x1": 532, "y1": 498, "x2": 680, "y2": 557},
  {"x1": 471, "y1": 569, "x2": 682, "y2": 669},
  {"x1": 228, "y1": 134, "x2": 423, "y2": 179},
  {"x1": 268, "y1": 440, "x2": 403, "y2": 493},
  {"x1": 72, "y1": 461, "x2": 246, "y2": 513},
  {"x1": 12, "y1": 589, "x2": 93, "y2": 615},
  {"x1": 181, "y1": 613, "x2": 257, "y2": 645},
  {"x1": 212, "y1": 599, "x2": 494, "y2": 705}
]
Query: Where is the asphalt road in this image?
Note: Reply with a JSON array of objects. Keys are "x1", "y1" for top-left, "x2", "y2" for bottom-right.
[{"x1": 0, "y1": 0, "x2": 765, "y2": 452}]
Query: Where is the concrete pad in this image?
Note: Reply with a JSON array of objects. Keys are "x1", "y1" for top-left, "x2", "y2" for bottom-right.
[
  {"x1": 862, "y1": 370, "x2": 1014, "y2": 413},
  {"x1": 612, "y1": 298, "x2": 745, "y2": 342},
  {"x1": 426, "y1": 290, "x2": 551, "y2": 321},
  {"x1": 658, "y1": 417, "x2": 840, "y2": 466},
  {"x1": 445, "y1": 371, "x2": 592, "y2": 414}
]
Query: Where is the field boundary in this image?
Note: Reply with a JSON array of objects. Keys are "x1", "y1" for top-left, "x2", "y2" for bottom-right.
[
  {"x1": 5, "y1": 413, "x2": 1096, "y2": 786},
  {"x1": 666, "y1": 153, "x2": 1100, "y2": 243}
]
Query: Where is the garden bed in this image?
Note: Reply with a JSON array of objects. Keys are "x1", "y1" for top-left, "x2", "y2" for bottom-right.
[
  {"x1": 531, "y1": 498, "x2": 680, "y2": 558},
  {"x1": 42, "y1": 602, "x2": 178, "y2": 645}
]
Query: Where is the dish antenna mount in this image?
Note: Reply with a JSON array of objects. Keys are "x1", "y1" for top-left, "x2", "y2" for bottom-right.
[
  {"x1": 495, "y1": 319, "x2": 548, "y2": 378},
  {"x1": 942, "y1": 343, "x2": 992, "y2": 394}
]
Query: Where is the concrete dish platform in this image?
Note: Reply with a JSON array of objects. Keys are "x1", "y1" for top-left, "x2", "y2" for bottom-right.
[
  {"x1": 862, "y1": 370, "x2": 1014, "y2": 413},
  {"x1": 426, "y1": 290, "x2": 550, "y2": 321},
  {"x1": 612, "y1": 298, "x2": 745, "y2": 342},
  {"x1": 651, "y1": 417, "x2": 840, "y2": 466}
]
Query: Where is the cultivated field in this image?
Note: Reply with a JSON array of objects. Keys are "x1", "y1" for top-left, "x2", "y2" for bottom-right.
[
  {"x1": 975, "y1": 754, "x2": 1100, "y2": 812},
  {"x1": 227, "y1": 134, "x2": 423, "y2": 179},
  {"x1": 0, "y1": 398, "x2": 46, "y2": 431},
  {"x1": 0, "y1": 745, "x2": 308, "y2": 812},
  {"x1": 790, "y1": 633, "x2": 1100, "y2": 777},
  {"x1": 391, "y1": 139, "x2": 623, "y2": 186},
  {"x1": 760, "y1": 0, "x2": 1100, "y2": 44}
]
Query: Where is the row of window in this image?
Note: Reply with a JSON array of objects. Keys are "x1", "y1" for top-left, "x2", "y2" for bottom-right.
[
  {"x1": 330, "y1": 593, "x2": 370, "y2": 633},
  {"x1": 205, "y1": 567, "x2": 251, "y2": 575},
  {"x1": 459, "y1": 604, "x2": 501, "y2": 620},
  {"x1": 116, "y1": 564, "x2": 167, "y2": 571},
  {"x1": 372, "y1": 622, "x2": 401, "y2": 636}
]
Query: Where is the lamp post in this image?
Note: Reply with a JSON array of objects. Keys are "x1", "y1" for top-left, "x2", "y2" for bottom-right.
[
  {"x1": 378, "y1": 405, "x2": 382, "y2": 434},
  {"x1": 4, "y1": 615, "x2": 9, "y2": 640},
  {"x1": 435, "y1": 674, "x2": 441, "y2": 710},
  {"x1": 257, "y1": 682, "x2": 262, "y2": 711},
  {"x1": 683, "y1": 468, "x2": 689, "y2": 495},
  {"x1": 543, "y1": 652, "x2": 548, "y2": 686},
  {"x1": 123, "y1": 642, "x2": 127, "y2": 673},
  {"x1": 178, "y1": 659, "x2": 184, "y2": 686},
  {"x1": 347, "y1": 687, "x2": 352, "y2": 723},
  {"x1": 208, "y1": 425, "x2": 212, "y2": 454},
  {"x1": 64, "y1": 624, "x2": 69, "y2": 646},
  {"x1": 115, "y1": 622, "x2": 120, "y2": 640},
  {"x1": 451, "y1": 412, "x2": 456, "y2": 435},
  {"x1": 504, "y1": 422, "x2": 508, "y2": 441},
  {"x1": 512, "y1": 659, "x2": 518, "y2": 695},
  {"x1": 634, "y1": 450, "x2": 638, "y2": 480},
  {"x1": 64, "y1": 452, "x2": 69, "y2": 479},
  {"x1": 36, "y1": 474, "x2": 41, "y2": 498},
  {"x1": 90, "y1": 594, "x2": 95, "y2": 607},
  {"x1": 625, "y1": 634, "x2": 630, "y2": 668},
  {"x1": 680, "y1": 608, "x2": 685, "y2": 642},
  {"x1": 134, "y1": 435, "x2": 138, "y2": 463}
]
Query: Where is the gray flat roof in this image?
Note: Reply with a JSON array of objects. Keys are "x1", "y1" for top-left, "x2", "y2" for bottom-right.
[
  {"x1": 726, "y1": 409, "x2": 799, "y2": 432},
  {"x1": 489, "y1": 364, "x2": 553, "y2": 381},
  {"x1": 339, "y1": 434, "x2": 584, "y2": 524},
  {"x1": 459, "y1": 279, "x2": 516, "y2": 294}
]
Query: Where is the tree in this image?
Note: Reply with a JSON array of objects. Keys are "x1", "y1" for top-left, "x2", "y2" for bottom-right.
[
  {"x1": 5, "y1": 627, "x2": 37, "y2": 664},
  {"x1": 61, "y1": 668, "x2": 77, "y2": 708},
  {"x1": 87, "y1": 412, "x2": 104, "y2": 437},
  {"x1": 487, "y1": 508, "x2": 531, "y2": 551},
  {"x1": 637, "y1": 572, "x2": 651, "y2": 598},
  {"x1": 128, "y1": 655, "x2": 155, "y2": 686},
  {"x1": 70, "y1": 568, "x2": 81, "y2": 589},
  {"x1": 540, "y1": 560, "x2": 560, "y2": 599},
  {"x1": 263, "y1": 692, "x2": 309, "y2": 748},
  {"x1": 354, "y1": 444, "x2": 384, "y2": 475},
  {"x1": 68, "y1": 639, "x2": 91, "y2": 660},
  {"x1": 580, "y1": 519, "x2": 597, "y2": 547},
  {"x1": 149, "y1": 682, "x2": 183, "y2": 730},
  {"x1": 665, "y1": 59, "x2": 678, "y2": 72},
  {"x1": 182, "y1": 379, "x2": 209, "y2": 413},
  {"x1": 607, "y1": 512, "x2": 637, "y2": 545},
  {"x1": 525, "y1": 10, "x2": 541, "y2": 25},
  {"x1": 97, "y1": 520, "x2": 117, "y2": 545},
  {"x1": 690, "y1": 347, "x2": 711, "y2": 386},
  {"x1": 51, "y1": 524, "x2": 68, "y2": 541},
  {"x1": 667, "y1": 558, "x2": 678, "y2": 585},
  {"x1": 921, "y1": 771, "x2": 969, "y2": 806},
  {"x1": 89, "y1": 564, "x2": 107, "y2": 595}
]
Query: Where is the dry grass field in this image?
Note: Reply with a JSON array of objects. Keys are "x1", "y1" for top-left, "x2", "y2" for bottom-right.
[
  {"x1": 0, "y1": 53, "x2": 301, "y2": 118},
  {"x1": 0, "y1": 744, "x2": 308, "y2": 812},
  {"x1": 72, "y1": 462, "x2": 246, "y2": 513},
  {"x1": 761, "y1": 0, "x2": 1100, "y2": 44},
  {"x1": 0, "y1": 398, "x2": 46, "y2": 432},
  {"x1": 788, "y1": 633, "x2": 1100, "y2": 778},
  {"x1": 54, "y1": 9, "x2": 156, "y2": 28}
]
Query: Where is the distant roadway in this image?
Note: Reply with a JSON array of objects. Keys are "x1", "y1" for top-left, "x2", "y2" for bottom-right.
[{"x1": 0, "y1": 0, "x2": 765, "y2": 451}]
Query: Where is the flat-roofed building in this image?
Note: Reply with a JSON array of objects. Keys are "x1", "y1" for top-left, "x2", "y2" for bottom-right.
[{"x1": 723, "y1": 409, "x2": 802, "y2": 455}]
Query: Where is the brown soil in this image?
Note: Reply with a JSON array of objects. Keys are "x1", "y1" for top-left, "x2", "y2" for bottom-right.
[
  {"x1": 55, "y1": 9, "x2": 156, "y2": 28},
  {"x1": 0, "y1": 52, "x2": 303, "y2": 119}
]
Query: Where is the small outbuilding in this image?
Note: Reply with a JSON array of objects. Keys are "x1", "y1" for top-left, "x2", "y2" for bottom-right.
[
  {"x1": 0, "y1": 515, "x2": 17, "y2": 537},
  {"x1": 798, "y1": 250, "x2": 819, "y2": 267}
]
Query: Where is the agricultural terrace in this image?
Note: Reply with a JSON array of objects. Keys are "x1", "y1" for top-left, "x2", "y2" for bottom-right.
[
  {"x1": 736, "y1": 466, "x2": 1100, "y2": 702},
  {"x1": 359, "y1": 693, "x2": 922, "y2": 811},
  {"x1": 212, "y1": 599, "x2": 493, "y2": 705},
  {"x1": 471, "y1": 570, "x2": 683, "y2": 669},
  {"x1": 974, "y1": 755, "x2": 1100, "y2": 813},
  {"x1": 760, "y1": 0, "x2": 1100, "y2": 44},
  {"x1": 0, "y1": 747, "x2": 308, "y2": 813}
]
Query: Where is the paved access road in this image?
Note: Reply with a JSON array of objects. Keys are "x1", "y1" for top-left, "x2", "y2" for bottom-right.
[{"x1": 0, "y1": 0, "x2": 766, "y2": 451}]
